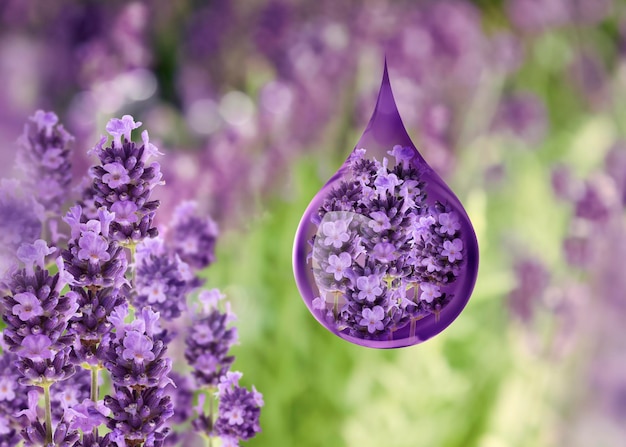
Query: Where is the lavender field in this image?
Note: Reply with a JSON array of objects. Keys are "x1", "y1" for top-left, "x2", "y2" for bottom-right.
[{"x1": 1, "y1": 1, "x2": 625, "y2": 446}]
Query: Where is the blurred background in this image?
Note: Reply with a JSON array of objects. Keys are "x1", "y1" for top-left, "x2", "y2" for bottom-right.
[{"x1": 1, "y1": 0, "x2": 626, "y2": 446}]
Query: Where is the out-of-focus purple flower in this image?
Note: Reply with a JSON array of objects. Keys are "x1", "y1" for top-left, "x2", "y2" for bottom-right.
[
  {"x1": 213, "y1": 371, "x2": 263, "y2": 444},
  {"x1": 605, "y1": 142, "x2": 626, "y2": 205},
  {"x1": 506, "y1": 0, "x2": 569, "y2": 32},
  {"x1": 0, "y1": 180, "x2": 43, "y2": 267},
  {"x1": 508, "y1": 257, "x2": 550, "y2": 323},
  {"x1": 168, "y1": 201, "x2": 218, "y2": 270},
  {"x1": 492, "y1": 92, "x2": 548, "y2": 144},
  {"x1": 569, "y1": 52, "x2": 607, "y2": 106},
  {"x1": 0, "y1": 350, "x2": 32, "y2": 443},
  {"x1": 551, "y1": 164, "x2": 583, "y2": 202},
  {"x1": 568, "y1": 0, "x2": 613, "y2": 24},
  {"x1": 16, "y1": 110, "x2": 74, "y2": 213},
  {"x1": 574, "y1": 174, "x2": 619, "y2": 222},
  {"x1": 87, "y1": 116, "x2": 162, "y2": 244}
]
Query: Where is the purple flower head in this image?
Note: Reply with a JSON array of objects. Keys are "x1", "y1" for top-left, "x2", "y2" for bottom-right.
[
  {"x1": 438, "y1": 212, "x2": 461, "y2": 236},
  {"x1": 441, "y1": 238, "x2": 464, "y2": 262},
  {"x1": 77, "y1": 231, "x2": 111, "y2": 265},
  {"x1": 12, "y1": 292, "x2": 44, "y2": 321},
  {"x1": 16, "y1": 240, "x2": 55, "y2": 276},
  {"x1": 104, "y1": 387, "x2": 173, "y2": 447},
  {"x1": 2, "y1": 265, "x2": 77, "y2": 353},
  {"x1": 355, "y1": 275, "x2": 383, "y2": 303},
  {"x1": 16, "y1": 110, "x2": 74, "y2": 213},
  {"x1": 325, "y1": 252, "x2": 352, "y2": 281},
  {"x1": 122, "y1": 331, "x2": 156, "y2": 363},
  {"x1": 186, "y1": 297, "x2": 238, "y2": 387},
  {"x1": 322, "y1": 220, "x2": 350, "y2": 249},
  {"x1": 102, "y1": 162, "x2": 131, "y2": 189},
  {"x1": 372, "y1": 242, "x2": 397, "y2": 263},
  {"x1": 508, "y1": 257, "x2": 550, "y2": 322},
  {"x1": 168, "y1": 201, "x2": 219, "y2": 270},
  {"x1": 65, "y1": 398, "x2": 110, "y2": 433},
  {"x1": 359, "y1": 306, "x2": 386, "y2": 334},
  {"x1": 62, "y1": 206, "x2": 128, "y2": 289},
  {"x1": 105, "y1": 115, "x2": 143, "y2": 147},
  {"x1": 134, "y1": 239, "x2": 201, "y2": 320},
  {"x1": 213, "y1": 372, "x2": 262, "y2": 443},
  {"x1": 388, "y1": 145, "x2": 414, "y2": 167},
  {"x1": 103, "y1": 306, "x2": 171, "y2": 389},
  {"x1": 198, "y1": 288, "x2": 226, "y2": 314},
  {"x1": 420, "y1": 283, "x2": 442, "y2": 303},
  {"x1": 368, "y1": 211, "x2": 391, "y2": 232},
  {"x1": 492, "y1": 92, "x2": 548, "y2": 144},
  {"x1": 87, "y1": 116, "x2": 162, "y2": 244},
  {"x1": 67, "y1": 287, "x2": 125, "y2": 365}
]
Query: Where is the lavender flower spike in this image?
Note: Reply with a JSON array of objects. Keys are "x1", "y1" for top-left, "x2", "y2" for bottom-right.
[
  {"x1": 213, "y1": 371, "x2": 263, "y2": 444},
  {"x1": 86, "y1": 116, "x2": 163, "y2": 243}
]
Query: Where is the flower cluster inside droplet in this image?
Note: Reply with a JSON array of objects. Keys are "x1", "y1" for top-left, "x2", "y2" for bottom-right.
[{"x1": 310, "y1": 146, "x2": 464, "y2": 340}]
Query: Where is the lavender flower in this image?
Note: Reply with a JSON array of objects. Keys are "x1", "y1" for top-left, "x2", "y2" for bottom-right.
[
  {"x1": 103, "y1": 305, "x2": 172, "y2": 389},
  {"x1": 185, "y1": 289, "x2": 238, "y2": 388},
  {"x1": 16, "y1": 110, "x2": 74, "y2": 213},
  {"x1": 87, "y1": 116, "x2": 162, "y2": 244},
  {"x1": 67, "y1": 286, "x2": 126, "y2": 365},
  {"x1": 213, "y1": 371, "x2": 263, "y2": 444},
  {"x1": 62, "y1": 206, "x2": 128, "y2": 289},
  {"x1": 167, "y1": 201, "x2": 218, "y2": 270},
  {"x1": 2, "y1": 241, "x2": 78, "y2": 385},
  {"x1": 104, "y1": 386, "x2": 173, "y2": 447},
  {"x1": 133, "y1": 237, "x2": 201, "y2": 320}
]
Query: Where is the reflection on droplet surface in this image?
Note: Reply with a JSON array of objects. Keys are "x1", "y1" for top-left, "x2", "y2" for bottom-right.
[{"x1": 293, "y1": 61, "x2": 479, "y2": 348}]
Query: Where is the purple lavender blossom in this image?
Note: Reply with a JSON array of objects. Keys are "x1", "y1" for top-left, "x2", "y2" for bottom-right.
[
  {"x1": 168, "y1": 201, "x2": 218, "y2": 270},
  {"x1": 492, "y1": 92, "x2": 548, "y2": 144},
  {"x1": 133, "y1": 237, "x2": 201, "y2": 320},
  {"x1": 104, "y1": 387, "x2": 173, "y2": 447},
  {"x1": 87, "y1": 116, "x2": 162, "y2": 244},
  {"x1": 508, "y1": 257, "x2": 550, "y2": 323},
  {"x1": 103, "y1": 306, "x2": 172, "y2": 389},
  {"x1": 67, "y1": 286, "x2": 125, "y2": 365},
  {"x1": 213, "y1": 371, "x2": 263, "y2": 444},
  {"x1": 185, "y1": 289, "x2": 238, "y2": 388},
  {"x1": 62, "y1": 206, "x2": 128, "y2": 289},
  {"x1": 16, "y1": 110, "x2": 74, "y2": 213}
]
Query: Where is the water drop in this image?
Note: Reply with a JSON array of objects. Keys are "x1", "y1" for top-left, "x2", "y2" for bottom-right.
[{"x1": 293, "y1": 61, "x2": 479, "y2": 348}]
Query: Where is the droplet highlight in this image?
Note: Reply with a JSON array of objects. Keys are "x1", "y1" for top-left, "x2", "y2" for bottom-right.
[{"x1": 293, "y1": 62, "x2": 479, "y2": 348}]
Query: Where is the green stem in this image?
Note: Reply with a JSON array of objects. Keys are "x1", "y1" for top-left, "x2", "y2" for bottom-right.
[
  {"x1": 129, "y1": 243, "x2": 137, "y2": 286},
  {"x1": 43, "y1": 382, "x2": 52, "y2": 445},
  {"x1": 90, "y1": 366, "x2": 99, "y2": 439}
]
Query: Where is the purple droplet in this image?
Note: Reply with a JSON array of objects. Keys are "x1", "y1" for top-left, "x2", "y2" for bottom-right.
[{"x1": 293, "y1": 61, "x2": 479, "y2": 348}]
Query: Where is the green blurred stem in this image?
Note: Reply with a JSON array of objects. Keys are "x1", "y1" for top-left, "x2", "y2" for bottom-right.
[{"x1": 43, "y1": 382, "x2": 52, "y2": 445}]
